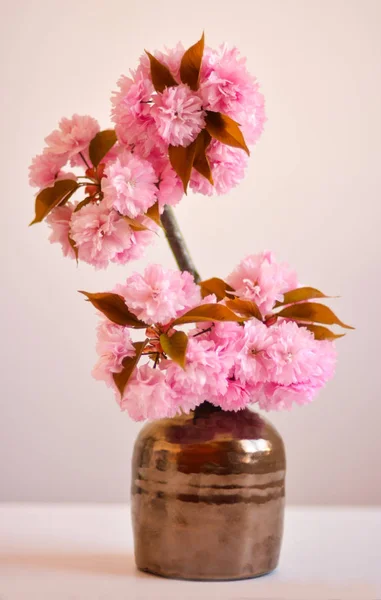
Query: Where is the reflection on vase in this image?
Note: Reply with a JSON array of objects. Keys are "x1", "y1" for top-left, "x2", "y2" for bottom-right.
[{"x1": 131, "y1": 402, "x2": 286, "y2": 580}]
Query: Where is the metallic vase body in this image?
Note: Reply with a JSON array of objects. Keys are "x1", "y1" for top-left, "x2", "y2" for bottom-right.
[{"x1": 131, "y1": 404, "x2": 286, "y2": 580}]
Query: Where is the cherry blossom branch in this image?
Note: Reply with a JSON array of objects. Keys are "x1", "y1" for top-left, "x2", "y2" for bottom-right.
[{"x1": 161, "y1": 206, "x2": 201, "y2": 283}]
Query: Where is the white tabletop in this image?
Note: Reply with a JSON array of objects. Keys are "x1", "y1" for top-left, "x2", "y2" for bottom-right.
[{"x1": 0, "y1": 504, "x2": 379, "y2": 600}]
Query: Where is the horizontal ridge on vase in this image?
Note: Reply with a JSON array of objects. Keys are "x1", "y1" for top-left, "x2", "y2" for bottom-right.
[{"x1": 131, "y1": 401, "x2": 286, "y2": 580}]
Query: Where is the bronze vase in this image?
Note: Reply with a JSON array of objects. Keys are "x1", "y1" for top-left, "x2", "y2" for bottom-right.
[{"x1": 131, "y1": 402, "x2": 286, "y2": 580}]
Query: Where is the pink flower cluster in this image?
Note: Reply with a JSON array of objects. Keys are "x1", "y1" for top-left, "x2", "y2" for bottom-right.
[
  {"x1": 112, "y1": 42, "x2": 265, "y2": 196},
  {"x1": 29, "y1": 116, "x2": 169, "y2": 269},
  {"x1": 30, "y1": 39, "x2": 266, "y2": 268},
  {"x1": 92, "y1": 254, "x2": 336, "y2": 421}
]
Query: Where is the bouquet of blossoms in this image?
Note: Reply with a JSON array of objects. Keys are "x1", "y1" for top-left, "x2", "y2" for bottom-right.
[{"x1": 29, "y1": 34, "x2": 351, "y2": 421}]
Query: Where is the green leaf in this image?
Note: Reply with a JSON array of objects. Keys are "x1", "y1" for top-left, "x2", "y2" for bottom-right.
[
  {"x1": 199, "y1": 277, "x2": 234, "y2": 301},
  {"x1": 89, "y1": 130, "x2": 117, "y2": 168},
  {"x1": 172, "y1": 303, "x2": 246, "y2": 326},
  {"x1": 113, "y1": 340, "x2": 147, "y2": 397},
  {"x1": 145, "y1": 51, "x2": 178, "y2": 93},
  {"x1": 79, "y1": 291, "x2": 146, "y2": 328},
  {"x1": 193, "y1": 130, "x2": 213, "y2": 184},
  {"x1": 225, "y1": 298, "x2": 262, "y2": 321},
  {"x1": 145, "y1": 201, "x2": 162, "y2": 227},
  {"x1": 30, "y1": 179, "x2": 78, "y2": 224},
  {"x1": 275, "y1": 286, "x2": 332, "y2": 308},
  {"x1": 168, "y1": 140, "x2": 198, "y2": 193},
  {"x1": 160, "y1": 331, "x2": 188, "y2": 368},
  {"x1": 205, "y1": 111, "x2": 249, "y2": 155},
  {"x1": 276, "y1": 302, "x2": 354, "y2": 330},
  {"x1": 180, "y1": 32, "x2": 205, "y2": 91},
  {"x1": 302, "y1": 324, "x2": 346, "y2": 340}
]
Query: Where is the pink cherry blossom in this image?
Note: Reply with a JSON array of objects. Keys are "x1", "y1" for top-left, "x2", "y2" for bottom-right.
[
  {"x1": 46, "y1": 203, "x2": 76, "y2": 258},
  {"x1": 102, "y1": 151, "x2": 158, "y2": 218},
  {"x1": 207, "y1": 321, "x2": 243, "y2": 353},
  {"x1": 165, "y1": 338, "x2": 229, "y2": 410},
  {"x1": 111, "y1": 68, "x2": 163, "y2": 157},
  {"x1": 120, "y1": 364, "x2": 178, "y2": 421},
  {"x1": 199, "y1": 320, "x2": 240, "y2": 370},
  {"x1": 202, "y1": 321, "x2": 267, "y2": 411},
  {"x1": 156, "y1": 160, "x2": 183, "y2": 209},
  {"x1": 70, "y1": 201, "x2": 136, "y2": 269},
  {"x1": 29, "y1": 151, "x2": 69, "y2": 188},
  {"x1": 256, "y1": 322, "x2": 337, "y2": 410},
  {"x1": 227, "y1": 252, "x2": 298, "y2": 316},
  {"x1": 233, "y1": 320, "x2": 274, "y2": 385},
  {"x1": 45, "y1": 114, "x2": 100, "y2": 159},
  {"x1": 215, "y1": 379, "x2": 256, "y2": 412},
  {"x1": 92, "y1": 320, "x2": 136, "y2": 387},
  {"x1": 267, "y1": 321, "x2": 318, "y2": 386},
  {"x1": 112, "y1": 226, "x2": 156, "y2": 265},
  {"x1": 199, "y1": 45, "x2": 266, "y2": 145},
  {"x1": 151, "y1": 84, "x2": 205, "y2": 147},
  {"x1": 190, "y1": 141, "x2": 248, "y2": 196},
  {"x1": 143, "y1": 147, "x2": 183, "y2": 209},
  {"x1": 257, "y1": 382, "x2": 314, "y2": 411},
  {"x1": 116, "y1": 264, "x2": 201, "y2": 325},
  {"x1": 312, "y1": 339, "x2": 337, "y2": 385},
  {"x1": 241, "y1": 97, "x2": 266, "y2": 146}
]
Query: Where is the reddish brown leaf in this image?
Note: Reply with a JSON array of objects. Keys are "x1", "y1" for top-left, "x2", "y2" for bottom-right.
[
  {"x1": 96, "y1": 163, "x2": 107, "y2": 180},
  {"x1": 145, "y1": 51, "x2": 178, "y2": 93},
  {"x1": 30, "y1": 179, "x2": 79, "y2": 225},
  {"x1": 79, "y1": 291, "x2": 146, "y2": 328},
  {"x1": 275, "y1": 286, "x2": 332, "y2": 307},
  {"x1": 74, "y1": 196, "x2": 95, "y2": 213},
  {"x1": 276, "y1": 302, "x2": 354, "y2": 330},
  {"x1": 160, "y1": 331, "x2": 188, "y2": 368},
  {"x1": 85, "y1": 184, "x2": 99, "y2": 196},
  {"x1": 180, "y1": 32, "x2": 205, "y2": 91},
  {"x1": 85, "y1": 167, "x2": 97, "y2": 181},
  {"x1": 172, "y1": 303, "x2": 246, "y2": 326},
  {"x1": 113, "y1": 341, "x2": 147, "y2": 397},
  {"x1": 168, "y1": 140, "x2": 197, "y2": 193},
  {"x1": 193, "y1": 130, "x2": 213, "y2": 184},
  {"x1": 205, "y1": 111, "x2": 249, "y2": 155},
  {"x1": 302, "y1": 324, "x2": 345, "y2": 340},
  {"x1": 68, "y1": 234, "x2": 78, "y2": 262},
  {"x1": 225, "y1": 298, "x2": 262, "y2": 321},
  {"x1": 122, "y1": 216, "x2": 149, "y2": 231},
  {"x1": 89, "y1": 130, "x2": 117, "y2": 168},
  {"x1": 145, "y1": 201, "x2": 162, "y2": 227},
  {"x1": 199, "y1": 277, "x2": 234, "y2": 301}
]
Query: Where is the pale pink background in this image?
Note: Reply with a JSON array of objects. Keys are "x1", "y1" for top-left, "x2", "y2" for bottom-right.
[{"x1": 1, "y1": 0, "x2": 380, "y2": 504}]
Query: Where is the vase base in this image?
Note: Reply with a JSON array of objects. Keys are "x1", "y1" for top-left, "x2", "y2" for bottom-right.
[{"x1": 137, "y1": 564, "x2": 278, "y2": 582}]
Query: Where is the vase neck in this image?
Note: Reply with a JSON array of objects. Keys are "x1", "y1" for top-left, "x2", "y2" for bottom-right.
[{"x1": 193, "y1": 401, "x2": 221, "y2": 419}]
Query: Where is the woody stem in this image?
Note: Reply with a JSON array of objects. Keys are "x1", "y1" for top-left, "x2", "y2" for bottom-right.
[{"x1": 161, "y1": 206, "x2": 201, "y2": 283}]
